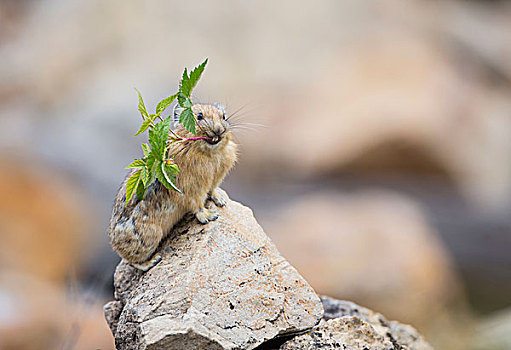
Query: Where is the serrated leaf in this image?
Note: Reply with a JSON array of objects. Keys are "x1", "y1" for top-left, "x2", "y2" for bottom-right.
[
  {"x1": 135, "y1": 88, "x2": 148, "y2": 119},
  {"x1": 141, "y1": 166, "x2": 149, "y2": 186},
  {"x1": 179, "y1": 68, "x2": 189, "y2": 95},
  {"x1": 136, "y1": 178, "x2": 147, "y2": 200},
  {"x1": 164, "y1": 162, "x2": 180, "y2": 175},
  {"x1": 141, "y1": 143, "x2": 150, "y2": 157},
  {"x1": 179, "y1": 59, "x2": 208, "y2": 98},
  {"x1": 134, "y1": 118, "x2": 153, "y2": 137},
  {"x1": 177, "y1": 94, "x2": 193, "y2": 109},
  {"x1": 148, "y1": 116, "x2": 172, "y2": 160},
  {"x1": 147, "y1": 158, "x2": 159, "y2": 186},
  {"x1": 125, "y1": 169, "x2": 142, "y2": 206},
  {"x1": 179, "y1": 108, "x2": 196, "y2": 135},
  {"x1": 157, "y1": 161, "x2": 181, "y2": 193},
  {"x1": 156, "y1": 94, "x2": 177, "y2": 115},
  {"x1": 143, "y1": 152, "x2": 156, "y2": 186},
  {"x1": 125, "y1": 158, "x2": 146, "y2": 169},
  {"x1": 187, "y1": 58, "x2": 208, "y2": 94}
]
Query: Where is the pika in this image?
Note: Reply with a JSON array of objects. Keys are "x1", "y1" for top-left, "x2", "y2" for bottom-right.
[{"x1": 108, "y1": 103, "x2": 237, "y2": 271}]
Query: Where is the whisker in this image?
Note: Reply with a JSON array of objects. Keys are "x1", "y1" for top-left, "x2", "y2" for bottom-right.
[
  {"x1": 227, "y1": 105, "x2": 260, "y2": 122},
  {"x1": 226, "y1": 114, "x2": 261, "y2": 126},
  {"x1": 226, "y1": 116, "x2": 248, "y2": 125},
  {"x1": 227, "y1": 113, "x2": 251, "y2": 122},
  {"x1": 231, "y1": 132, "x2": 242, "y2": 144},
  {"x1": 230, "y1": 122, "x2": 266, "y2": 128},
  {"x1": 171, "y1": 142, "x2": 189, "y2": 159},
  {"x1": 230, "y1": 128, "x2": 258, "y2": 136},
  {"x1": 227, "y1": 103, "x2": 250, "y2": 120},
  {"x1": 230, "y1": 126, "x2": 258, "y2": 132}
]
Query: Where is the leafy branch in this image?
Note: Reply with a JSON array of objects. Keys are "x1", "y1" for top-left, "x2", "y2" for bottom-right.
[{"x1": 125, "y1": 59, "x2": 209, "y2": 205}]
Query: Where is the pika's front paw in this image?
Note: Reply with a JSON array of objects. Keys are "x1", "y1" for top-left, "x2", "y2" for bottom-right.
[
  {"x1": 195, "y1": 207, "x2": 219, "y2": 224},
  {"x1": 131, "y1": 253, "x2": 162, "y2": 272},
  {"x1": 210, "y1": 189, "x2": 228, "y2": 207}
]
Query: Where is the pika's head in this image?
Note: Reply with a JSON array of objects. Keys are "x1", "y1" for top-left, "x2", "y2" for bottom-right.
[{"x1": 174, "y1": 103, "x2": 232, "y2": 150}]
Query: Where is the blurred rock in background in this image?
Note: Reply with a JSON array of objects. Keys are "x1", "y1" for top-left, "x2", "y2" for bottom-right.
[
  {"x1": 471, "y1": 307, "x2": 511, "y2": 350},
  {"x1": 0, "y1": 270, "x2": 114, "y2": 350},
  {"x1": 264, "y1": 190, "x2": 473, "y2": 349},
  {"x1": 266, "y1": 191, "x2": 457, "y2": 324},
  {"x1": 0, "y1": 157, "x2": 94, "y2": 283},
  {"x1": 0, "y1": 0, "x2": 510, "y2": 349}
]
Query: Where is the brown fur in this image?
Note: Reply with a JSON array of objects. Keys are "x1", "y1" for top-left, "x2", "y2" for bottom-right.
[{"x1": 108, "y1": 104, "x2": 237, "y2": 270}]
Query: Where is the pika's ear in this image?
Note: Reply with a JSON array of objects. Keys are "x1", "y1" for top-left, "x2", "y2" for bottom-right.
[
  {"x1": 213, "y1": 102, "x2": 226, "y2": 115},
  {"x1": 172, "y1": 104, "x2": 184, "y2": 127}
]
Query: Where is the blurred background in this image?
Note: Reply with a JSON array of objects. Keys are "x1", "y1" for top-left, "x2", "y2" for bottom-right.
[{"x1": 0, "y1": 0, "x2": 510, "y2": 349}]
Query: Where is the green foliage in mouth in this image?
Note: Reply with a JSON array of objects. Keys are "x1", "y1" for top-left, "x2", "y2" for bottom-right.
[{"x1": 124, "y1": 59, "x2": 209, "y2": 206}]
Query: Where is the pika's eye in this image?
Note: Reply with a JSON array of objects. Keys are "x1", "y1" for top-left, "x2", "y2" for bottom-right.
[
  {"x1": 222, "y1": 113, "x2": 226, "y2": 120},
  {"x1": 197, "y1": 112, "x2": 203, "y2": 120}
]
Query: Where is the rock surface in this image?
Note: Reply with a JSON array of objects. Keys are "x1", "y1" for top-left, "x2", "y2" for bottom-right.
[
  {"x1": 279, "y1": 296, "x2": 433, "y2": 350},
  {"x1": 104, "y1": 190, "x2": 323, "y2": 350}
]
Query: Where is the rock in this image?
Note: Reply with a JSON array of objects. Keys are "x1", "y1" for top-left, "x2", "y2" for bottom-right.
[
  {"x1": 236, "y1": 8, "x2": 511, "y2": 209},
  {"x1": 279, "y1": 296, "x2": 432, "y2": 350},
  {"x1": 471, "y1": 307, "x2": 511, "y2": 350},
  {"x1": 3, "y1": 0, "x2": 511, "y2": 210},
  {"x1": 437, "y1": 1, "x2": 511, "y2": 82},
  {"x1": 266, "y1": 190, "x2": 463, "y2": 332},
  {"x1": 0, "y1": 270, "x2": 115, "y2": 350},
  {"x1": 104, "y1": 190, "x2": 323, "y2": 350},
  {"x1": 0, "y1": 157, "x2": 95, "y2": 284}
]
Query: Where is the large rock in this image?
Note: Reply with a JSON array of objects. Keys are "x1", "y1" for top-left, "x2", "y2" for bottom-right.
[
  {"x1": 0, "y1": 157, "x2": 95, "y2": 284},
  {"x1": 104, "y1": 190, "x2": 323, "y2": 350},
  {"x1": 279, "y1": 296, "x2": 432, "y2": 350}
]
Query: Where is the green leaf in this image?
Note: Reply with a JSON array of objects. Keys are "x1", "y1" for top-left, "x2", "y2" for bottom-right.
[
  {"x1": 147, "y1": 158, "x2": 159, "y2": 186},
  {"x1": 179, "y1": 68, "x2": 189, "y2": 96},
  {"x1": 188, "y1": 58, "x2": 208, "y2": 93},
  {"x1": 179, "y1": 108, "x2": 196, "y2": 135},
  {"x1": 156, "y1": 93, "x2": 177, "y2": 115},
  {"x1": 179, "y1": 59, "x2": 208, "y2": 98},
  {"x1": 125, "y1": 158, "x2": 146, "y2": 169},
  {"x1": 157, "y1": 161, "x2": 181, "y2": 193},
  {"x1": 135, "y1": 88, "x2": 149, "y2": 119},
  {"x1": 177, "y1": 94, "x2": 193, "y2": 108},
  {"x1": 148, "y1": 116, "x2": 172, "y2": 160},
  {"x1": 126, "y1": 60, "x2": 211, "y2": 202},
  {"x1": 134, "y1": 118, "x2": 153, "y2": 137},
  {"x1": 141, "y1": 166, "x2": 149, "y2": 186},
  {"x1": 141, "y1": 143, "x2": 150, "y2": 157},
  {"x1": 164, "y1": 162, "x2": 179, "y2": 175},
  {"x1": 125, "y1": 169, "x2": 142, "y2": 206},
  {"x1": 136, "y1": 178, "x2": 147, "y2": 200}
]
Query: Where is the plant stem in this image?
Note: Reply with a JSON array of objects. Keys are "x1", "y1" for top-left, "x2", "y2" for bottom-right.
[
  {"x1": 169, "y1": 128, "x2": 183, "y2": 140},
  {"x1": 184, "y1": 136, "x2": 212, "y2": 141}
]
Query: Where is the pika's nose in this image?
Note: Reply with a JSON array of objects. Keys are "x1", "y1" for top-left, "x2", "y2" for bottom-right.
[{"x1": 213, "y1": 124, "x2": 223, "y2": 136}]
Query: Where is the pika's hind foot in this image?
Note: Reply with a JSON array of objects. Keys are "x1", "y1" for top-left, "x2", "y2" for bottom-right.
[
  {"x1": 210, "y1": 189, "x2": 227, "y2": 207},
  {"x1": 195, "y1": 207, "x2": 219, "y2": 224},
  {"x1": 131, "y1": 253, "x2": 162, "y2": 271}
]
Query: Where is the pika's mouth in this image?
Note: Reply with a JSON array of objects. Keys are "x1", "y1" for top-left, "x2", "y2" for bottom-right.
[{"x1": 205, "y1": 135, "x2": 221, "y2": 145}]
